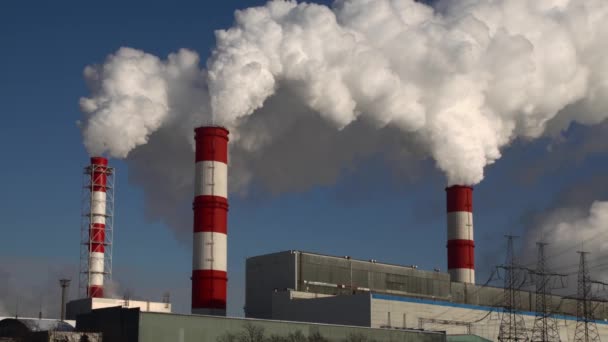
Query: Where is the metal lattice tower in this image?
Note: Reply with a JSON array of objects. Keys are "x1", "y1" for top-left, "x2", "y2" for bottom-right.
[
  {"x1": 530, "y1": 243, "x2": 562, "y2": 342},
  {"x1": 79, "y1": 158, "x2": 115, "y2": 298},
  {"x1": 573, "y1": 251, "x2": 601, "y2": 342},
  {"x1": 498, "y1": 235, "x2": 529, "y2": 342}
]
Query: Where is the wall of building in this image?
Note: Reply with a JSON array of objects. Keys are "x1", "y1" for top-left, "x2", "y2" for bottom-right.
[
  {"x1": 271, "y1": 291, "x2": 371, "y2": 327},
  {"x1": 246, "y1": 251, "x2": 607, "y2": 322},
  {"x1": 371, "y1": 294, "x2": 608, "y2": 341},
  {"x1": 67, "y1": 297, "x2": 171, "y2": 320},
  {"x1": 246, "y1": 251, "x2": 452, "y2": 319},
  {"x1": 138, "y1": 311, "x2": 445, "y2": 342},
  {"x1": 246, "y1": 251, "x2": 297, "y2": 318},
  {"x1": 297, "y1": 253, "x2": 450, "y2": 299},
  {"x1": 76, "y1": 307, "x2": 447, "y2": 342},
  {"x1": 77, "y1": 307, "x2": 140, "y2": 342},
  {"x1": 446, "y1": 335, "x2": 491, "y2": 342}
]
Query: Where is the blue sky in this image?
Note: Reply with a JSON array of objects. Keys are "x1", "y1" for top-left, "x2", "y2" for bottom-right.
[{"x1": 1, "y1": 0, "x2": 607, "y2": 318}]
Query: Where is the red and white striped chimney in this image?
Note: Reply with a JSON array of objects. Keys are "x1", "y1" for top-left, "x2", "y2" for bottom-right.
[
  {"x1": 446, "y1": 185, "x2": 475, "y2": 284},
  {"x1": 89, "y1": 157, "x2": 108, "y2": 297},
  {"x1": 192, "y1": 126, "x2": 229, "y2": 316}
]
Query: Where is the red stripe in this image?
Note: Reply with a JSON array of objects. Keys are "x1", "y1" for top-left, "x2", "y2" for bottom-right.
[
  {"x1": 447, "y1": 239, "x2": 475, "y2": 269},
  {"x1": 195, "y1": 127, "x2": 229, "y2": 163},
  {"x1": 193, "y1": 196, "x2": 228, "y2": 233},
  {"x1": 192, "y1": 270, "x2": 227, "y2": 309},
  {"x1": 446, "y1": 185, "x2": 473, "y2": 212},
  {"x1": 91, "y1": 157, "x2": 109, "y2": 192},
  {"x1": 90, "y1": 157, "x2": 108, "y2": 166},
  {"x1": 89, "y1": 223, "x2": 105, "y2": 253},
  {"x1": 88, "y1": 285, "x2": 103, "y2": 298}
]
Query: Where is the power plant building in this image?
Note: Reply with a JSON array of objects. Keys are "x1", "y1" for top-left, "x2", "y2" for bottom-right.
[
  {"x1": 47, "y1": 126, "x2": 605, "y2": 342},
  {"x1": 75, "y1": 306, "x2": 446, "y2": 342},
  {"x1": 245, "y1": 250, "x2": 608, "y2": 340}
]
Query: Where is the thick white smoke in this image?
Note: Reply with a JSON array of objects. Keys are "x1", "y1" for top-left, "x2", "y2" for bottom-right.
[
  {"x1": 523, "y1": 201, "x2": 608, "y2": 287},
  {"x1": 79, "y1": 48, "x2": 207, "y2": 158},
  {"x1": 205, "y1": 0, "x2": 608, "y2": 184},
  {"x1": 79, "y1": 0, "x2": 608, "y2": 236},
  {"x1": 81, "y1": 0, "x2": 608, "y2": 186}
]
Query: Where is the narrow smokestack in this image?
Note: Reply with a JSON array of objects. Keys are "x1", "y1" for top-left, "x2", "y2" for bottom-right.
[
  {"x1": 446, "y1": 185, "x2": 475, "y2": 283},
  {"x1": 192, "y1": 126, "x2": 229, "y2": 316},
  {"x1": 88, "y1": 157, "x2": 108, "y2": 297},
  {"x1": 59, "y1": 279, "x2": 71, "y2": 321}
]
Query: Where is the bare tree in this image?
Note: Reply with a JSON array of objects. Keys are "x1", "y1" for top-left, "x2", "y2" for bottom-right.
[
  {"x1": 238, "y1": 323, "x2": 266, "y2": 342},
  {"x1": 217, "y1": 326, "x2": 330, "y2": 342},
  {"x1": 343, "y1": 333, "x2": 377, "y2": 342},
  {"x1": 308, "y1": 332, "x2": 329, "y2": 342},
  {"x1": 286, "y1": 330, "x2": 307, "y2": 342},
  {"x1": 217, "y1": 332, "x2": 238, "y2": 342},
  {"x1": 267, "y1": 335, "x2": 288, "y2": 342}
]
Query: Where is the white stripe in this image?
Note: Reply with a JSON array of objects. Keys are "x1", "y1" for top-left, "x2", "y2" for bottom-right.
[
  {"x1": 193, "y1": 232, "x2": 227, "y2": 272},
  {"x1": 449, "y1": 268, "x2": 475, "y2": 284},
  {"x1": 89, "y1": 251, "x2": 105, "y2": 286},
  {"x1": 89, "y1": 252, "x2": 104, "y2": 273},
  {"x1": 91, "y1": 191, "x2": 107, "y2": 215},
  {"x1": 195, "y1": 161, "x2": 227, "y2": 198},
  {"x1": 92, "y1": 216, "x2": 106, "y2": 225},
  {"x1": 89, "y1": 273, "x2": 104, "y2": 286},
  {"x1": 447, "y1": 211, "x2": 474, "y2": 240}
]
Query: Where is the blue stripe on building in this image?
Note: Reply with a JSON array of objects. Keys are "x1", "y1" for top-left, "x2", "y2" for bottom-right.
[{"x1": 371, "y1": 293, "x2": 608, "y2": 325}]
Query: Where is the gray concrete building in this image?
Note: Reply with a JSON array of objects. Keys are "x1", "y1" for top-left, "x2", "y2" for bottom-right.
[
  {"x1": 245, "y1": 250, "x2": 608, "y2": 340},
  {"x1": 76, "y1": 307, "x2": 446, "y2": 342}
]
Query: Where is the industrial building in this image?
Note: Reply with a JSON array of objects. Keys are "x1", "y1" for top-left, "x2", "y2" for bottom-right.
[
  {"x1": 25, "y1": 124, "x2": 601, "y2": 342},
  {"x1": 37, "y1": 127, "x2": 449, "y2": 342},
  {"x1": 245, "y1": 250, "x2": 608, "y2": 340},
  {"x1": 75, "y1": 306, "x2": 446, "y2": 342}
]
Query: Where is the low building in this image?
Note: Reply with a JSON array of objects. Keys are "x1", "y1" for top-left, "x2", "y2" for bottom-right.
[
  {"x1": 76, "y1": 307, "x2": 446, "y2": 342},
  {"x1": 66, "y1": 297, "x2": 171, "y2": 320},
  {"x1": 0, "y1": 318, "x2": 100, "y2": 342},
  {"x1": 246, "y1": 250, "x2": 608, "y2": 340},
  {"x1": 0, "y1": 319, "x2": 74, "y2": 340}
]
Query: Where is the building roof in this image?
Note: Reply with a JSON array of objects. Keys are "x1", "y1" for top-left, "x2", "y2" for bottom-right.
[{"x1": 0, "y1": 318, "x2": 74, "y2": 333}]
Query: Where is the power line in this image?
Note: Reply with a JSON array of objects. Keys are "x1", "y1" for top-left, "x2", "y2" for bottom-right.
[
  {"x1": 422, "y1": 269, "x2": 499, "y2": 323},
  {"x1": 521, "y1": 230, "x2": 607, "y2": 269}
]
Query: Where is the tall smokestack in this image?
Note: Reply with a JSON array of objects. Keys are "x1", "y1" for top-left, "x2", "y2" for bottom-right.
[
  {"x1": 446, "y1": 185, "x2": 475, "y2": 284},
  {"x1": 87, "y1": 157, "x2": 109, "y2": 297},
  {"x1": 192, "y1": 126, "x2": 229, "y2": 316},
  {"x1": 59, "y1": 279, "x2": 71, "y2": 321}
]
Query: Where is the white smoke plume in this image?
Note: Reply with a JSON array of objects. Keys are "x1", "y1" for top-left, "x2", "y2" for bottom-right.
[
  {"x1": 81, "y1": 0, "x2": 608, "y2": 185},
  {"x1": 79, "y1": 48, "x2": 207, "y2": 158},
  {"x1": 79, "y1": 0, "x2": 608, "y2": 234},
  {"x1": 522, "y1": 201, "x2": 608, "y2": 291},
  {"x1": 206, "y1": 0, "x2": 608, "y2": 185}
]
